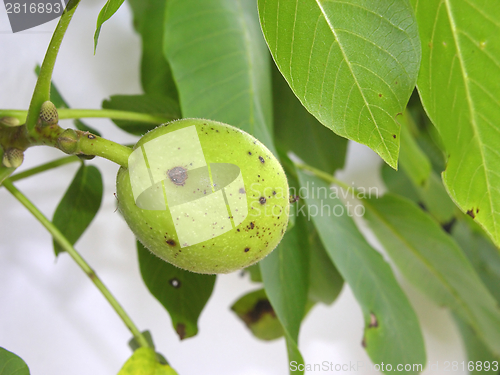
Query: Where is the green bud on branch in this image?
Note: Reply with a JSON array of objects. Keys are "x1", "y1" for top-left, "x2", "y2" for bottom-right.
[
  {"x1": 0, "y1": 117, "x2": 22, "y2": 127},
  {"x1": 2, "y1": 148, "x2": 24, "y2": 168},
  {"x1": 39, "y1": 101, "x2": 59, "y2": 127},
  {"x1": 57, "y1": 128, "x2": 79, "y2": 154}
]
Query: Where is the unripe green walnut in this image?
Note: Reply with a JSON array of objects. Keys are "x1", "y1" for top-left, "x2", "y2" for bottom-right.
[{"x1": 116, "y1": 119, "x2": 289, "y2": 274}]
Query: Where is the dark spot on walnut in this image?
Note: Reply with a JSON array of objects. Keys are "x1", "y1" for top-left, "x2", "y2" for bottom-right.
[
  {"x1": 166, "y1": 239, "x2": 176, "y2": 246},
  {"x1": 244, "y1": 247, "x2": 250, "y2": 252},
  {"x1": 258, "y1": 156, "x2": 265, "y2": 163},
  {"x1": 248, "y1": 151, "x2": 252, "y2": 155},
  {"x1": 167, "y1": 166, "x2": 188, "y2": 186},
  {"x1": 250, "y1": 222, "x2": 254, "y2": 229},
  {"x1": 259, "y1": 196, "x2": 266, "y2": 204},
  {"x1": 239, "y1": 187, "x2": 245, "y2": 194},
  {"x1": 87, "y1": 134, "x2": 96, "y2": 139}
]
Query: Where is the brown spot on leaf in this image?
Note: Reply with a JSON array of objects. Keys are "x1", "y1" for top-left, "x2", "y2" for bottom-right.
[
  {"x1": 467, "y1": 209, "x2": 475, "y2": 219},
  {"x1": 250, "y1": 222, "x2": 255, "y2": 229},
  {"x1": 176, "y1": 323, "x2": 186, "y2": 340},
  {"x1": 361, "y1": 337, "x2": 367, "y2": 348},
  {"x1": 166, "y1": 239, "x2": 176, "y2": 246},
  {"x1": 259, "y1": 156, "x2": 265, "y2": 163},
  {"x1": 242, "y1": 299, "x2": 275, "y2": 325},
  {"x1": 441, "y1": 218, "x2": 457, "y2": 233},
  {"x1": 368, "y1": 312, "x2": 378, "y2": 328},
  {"x1": 244, "y1": 247, "x2": 250, "y2": 252},
  {"x1": 170, "y1": 278, "x2": 181, "y2": 288},
  {"x1": 392, "y1": 134, "x2": 396, "y2": 139}
]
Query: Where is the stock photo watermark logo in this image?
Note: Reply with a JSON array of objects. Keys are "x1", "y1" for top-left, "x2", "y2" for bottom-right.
[
  {"x1": 3, "y1": 1, "x2": 68, "y2": 33},
  {"x1": 128, "y1": 125, "x2": 248, "y2": 248}
]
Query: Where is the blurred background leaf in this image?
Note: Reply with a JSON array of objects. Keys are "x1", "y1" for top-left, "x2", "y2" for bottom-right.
[
  {"x1": 231, "y1": 288, "x2": 284, "y2": 341},
  {"x1": 0, "y1": 347, "x2": 30, "y2": 375},
  {"x1": 127, "y1": 0, "x2": 179, "y2": 99}
]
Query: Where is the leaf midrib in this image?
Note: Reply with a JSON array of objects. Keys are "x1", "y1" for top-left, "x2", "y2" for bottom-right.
[
  {"x1": 313, "y1": 0, "x2": 394, "y2": 166},
  {"x1": 443, "y1": 0, "x2": 498, "y2": 241}
]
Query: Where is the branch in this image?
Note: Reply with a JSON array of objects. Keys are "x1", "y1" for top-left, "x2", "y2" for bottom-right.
[
  {"x1": 25, "y1": 0, "x2": 80, "y2": 132},
  {"x1": 2, "y1": 179, "x2": 151, "y2": 349}
]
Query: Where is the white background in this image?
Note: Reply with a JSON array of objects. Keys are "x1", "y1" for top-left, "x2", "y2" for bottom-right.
[{"x1": 0, "y1": 1, "x2": 467, "y2": 374}]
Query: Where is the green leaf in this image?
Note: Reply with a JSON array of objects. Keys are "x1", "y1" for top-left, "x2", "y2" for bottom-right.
[
  {"x1": 296, "y1": 169, "x2": 426, "y2": 371},
  {"x1": 35, "y1": 65, "x2": 101, "y2": 136},
  {"x1": 259, "y1": 215, "x2": 309, "y2": 374},
  {"x1": 412, "y1": 1, "x2": 500, "y2": 247},
  {"x1": 164, "y1": 0, "x2": 276, "y2": 154},
  {"x1": 94, "y1": 0, "x2": 126, "y2": 52},
  {"x1": 231, "y1": 288, "x2": 284, "y2": 341},
  {"x1": 245, "y1": 263, "x2": 262, "y2": 283},
  {"x1": 381, "y1": 163, "x2": 420, "y2": 203},
  {"x1": 0, "y1": 347, "x2": 30, "y2": 375},
  {"x1": 453, "y1": 315, "x2": 500, "y2": 374},
  {"x1": 52, "y1": 165, "x2": 103, "y2": 256},
  {"x1": 272, "y1": 61, "x2": 347, "y2": 174},
  {"x1": 127, "y1": 0, "x2": 178, "y2": 99},
  {"x1": 308, "y1": 226, "x2": 343, "y2": 305},
  {"x1": 452, "y1": 218, "x2": 500, "y2": 304},
  {"x1": 399, "y1": 111, "x2": 431, "y2": 188},
  {"x1": 102, "y1": 94, "x2": 180, "y2": 136},
  {"x1": 117, "y1": 347, "x2": 178, "y2": 375},
  {"x1": 381, "y1": 164, "x2": 456, "y2": 225},
  {"x1": 137, "y1": 241, "x2": 215, "y2": 340},
  {"x1": 407, "y1": 91, "x2": 447, "y2": 173},
  {"x1": 259, "y1": 0, "x2": 421, "y2": 168},
  {"x1": 363, "y1": 193, "x2": 500, "y2": 355}
]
